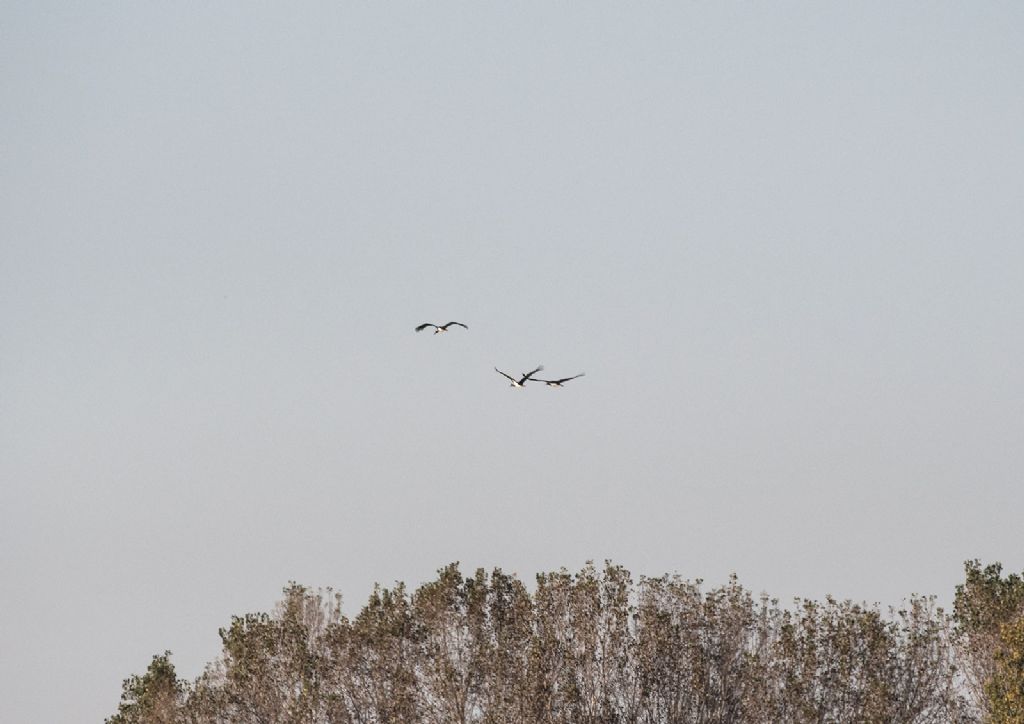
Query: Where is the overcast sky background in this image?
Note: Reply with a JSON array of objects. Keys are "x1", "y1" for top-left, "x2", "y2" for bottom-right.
[{"x1": 2, "y1": 3, "x2": 1023, "y2": 722}]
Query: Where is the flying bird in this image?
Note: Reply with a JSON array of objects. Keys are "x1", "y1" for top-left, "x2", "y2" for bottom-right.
[
  {"x1": 415, "y1": 322, "x2": 468, "y2": 334},
  {"x1": 530, "y1": 373, "x2": 586, "y2": 387},
  {"x1": 494, "y1": 365, "x2": 544, "y2": 388}
]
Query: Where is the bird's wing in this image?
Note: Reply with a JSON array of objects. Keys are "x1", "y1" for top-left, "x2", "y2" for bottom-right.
[
  {"x1": 415, "y1": 323, "x2": 437, "y2": 332},
  {"x1": 444, "y1": 322, "x2": 468, "y2": 329},
  {"x1": 528, "y1": 378, "x2": 553, "y2": 384},
  {"x1": 557, "y1": 373, "x2": 586, "y2": 383},
  {"x1": 521, "y1": 365, "x2": 544, "y2": 381},
  {"x1": 494, "y1": 367, "x2": 517, "y2": 383}
]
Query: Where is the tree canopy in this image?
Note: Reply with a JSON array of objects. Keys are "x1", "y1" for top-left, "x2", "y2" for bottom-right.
[{"x1": 108, "y1": 560, "x2": 1024, "y2": 723}]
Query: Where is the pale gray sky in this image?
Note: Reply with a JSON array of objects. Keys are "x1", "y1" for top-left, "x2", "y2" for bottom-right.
[{"x1": 2, "y1": 3, "x2": 1023, "y2": 722}]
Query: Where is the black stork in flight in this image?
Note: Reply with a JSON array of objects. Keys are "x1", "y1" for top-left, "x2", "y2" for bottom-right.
[
  {"x1": 530, "y1": 373, "x2": 586, "y2": 387},
  {"x1": 494, "y1": 365, "x2": 544, "y2": 388},
  {"x1": 415, "y1": 322, "x2": 468, "y2": 334}
]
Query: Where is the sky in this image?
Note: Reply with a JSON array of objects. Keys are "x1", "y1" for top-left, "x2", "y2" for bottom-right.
[{"x1": 2, "y1": 3, "x2": 1023, "y2": 721}]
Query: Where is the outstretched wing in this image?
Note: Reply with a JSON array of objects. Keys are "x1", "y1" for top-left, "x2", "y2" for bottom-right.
[
  {"x1": 521, "y1": 365, "x2": 544, "y2": 382},
  {"x1": 415, "y1": 323, "x2": 437, "y2": 332},
  {"x1": 442, "y1": 321, "x2": 468, "y2": 330},
  {"x1": 556, "y1": 373, "x2": 586, "y2": 384},
  {"x1": 494, "y1": 367, "x2": 517, "y2": 383}
]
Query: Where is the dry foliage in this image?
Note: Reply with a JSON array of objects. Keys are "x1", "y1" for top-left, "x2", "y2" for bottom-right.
[{"x1": 110, "y1": 561, "x2": 1022, "y2": 724}]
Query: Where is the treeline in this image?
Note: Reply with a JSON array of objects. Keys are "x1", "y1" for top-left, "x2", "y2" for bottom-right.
[{"x1": 109, "y1": 560, "x2": 1024, "y2": 724}]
